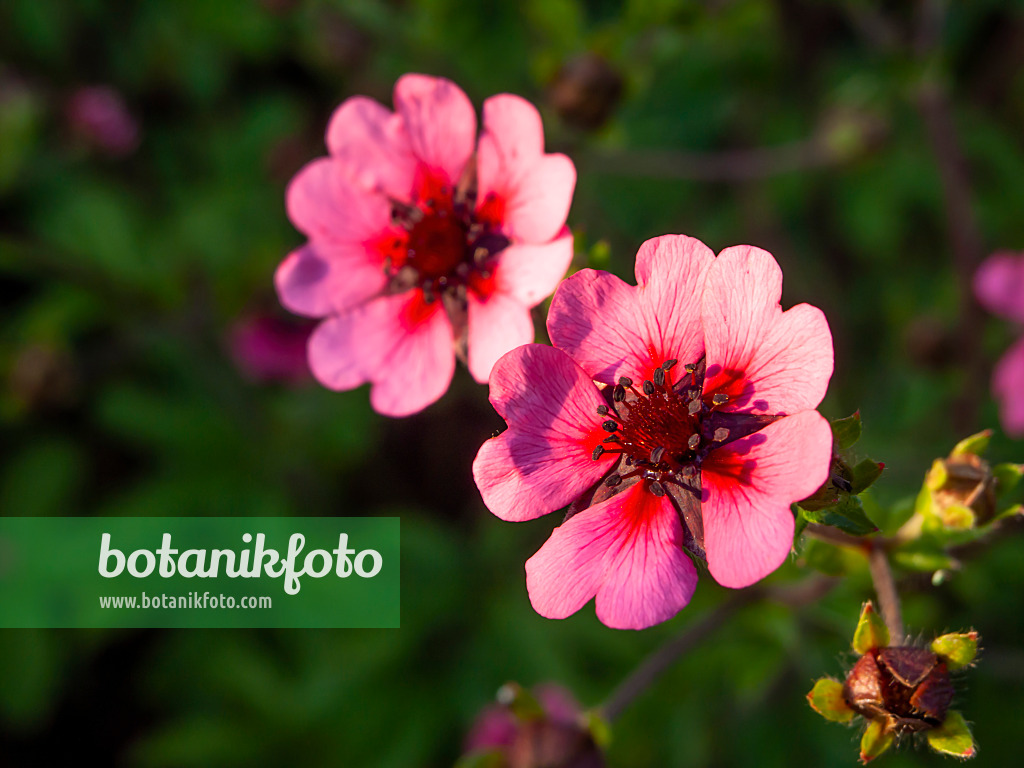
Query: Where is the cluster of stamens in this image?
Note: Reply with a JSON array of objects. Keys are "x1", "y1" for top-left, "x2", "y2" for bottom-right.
[
  {"x1": 590, "y1": 358, "x2": 734, "y2": 497},
  {"x1": 384, "y1": 185, "x2": 509, "y2": 304}
]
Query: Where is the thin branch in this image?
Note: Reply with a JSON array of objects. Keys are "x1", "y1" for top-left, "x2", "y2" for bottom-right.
[
  {"x1": 802, "y1": 522, "x2": 870, "y2": 550},
  {"x1": 598, "y1": 575, "x2": 836, "y2": 722},
  {"x1": 867, "y1": 544, "x2": 905, "y2": 644}
]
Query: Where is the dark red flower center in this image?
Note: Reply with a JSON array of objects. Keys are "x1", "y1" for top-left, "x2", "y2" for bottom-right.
[{"x1": 383, "y1": 176, "x2": 509, "y2": 303}]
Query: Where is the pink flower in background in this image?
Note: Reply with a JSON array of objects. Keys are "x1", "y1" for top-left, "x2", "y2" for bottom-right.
[
  {"x1": 974, "y1": 251, "x2": 1024, "y2": 437},
  {"x1": 228, "y1": 314, "x2": 313, "y2": 384},
  {"x1": 473, "y1": 236, "x2": 834, "y2": 629},
  {"x1": 66, "y1": 86, "x2": 139, "y2": 156},
  {"x1": 276, "y1": 74, "x2": 576, "y2": 417}
]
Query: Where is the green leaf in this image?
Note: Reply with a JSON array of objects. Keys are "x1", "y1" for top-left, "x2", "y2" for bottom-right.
[
  {"x1": 799, "y1": 538, "x2": 863, "y2": 577},
  {"x1": 583, "y1": 709, "x2": 612, "y2": 749},
  {"x1": 992, "y1": 463, "x2": 1023, "y2": 498},
  {"x1": 931, "y1": 632, "x2": 979, "y2": 671},
  {"x1": 925, "y1": 711, "x2": 976, "y2": 759},
  {"x1": 807, "y1": 678, "x2": 855, "y2": 723},
  {"x1": 859, "y1": 718, "x2": 894, "y2": 763},
  {"x1": 853, "y1": 602, "x2": 889, "y2": 655},
  {"x1": 801, "y1": 496, "x2": 879, "y2": 536},
  {"x1": 831, "y1": 411, "x2": 863, "y2": 451},
  {"x1": 454, "y1": 751, "x2": 506, "y2": 768},
  {"x1": 890, "y1": 545, "x2": 958, "y2": 574},
  {"x1": 951, "y1": 430, "x2": 992, "y2": 458},
  {"x1": 849, "y1": 458, "x2": 884, "y2": 494}
]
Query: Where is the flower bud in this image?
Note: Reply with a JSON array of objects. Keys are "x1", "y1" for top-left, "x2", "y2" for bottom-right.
[
  {"x1": 547, "y1": 54, "x2": 623, "y2": 132},
  {"x1": 923, "y1": 431, "x2": 997, "y2": 528}
]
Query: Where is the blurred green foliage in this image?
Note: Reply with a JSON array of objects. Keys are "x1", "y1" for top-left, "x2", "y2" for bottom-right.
[{"x1": 2, "y1": 0, "x2": 1024, "y2": 766}]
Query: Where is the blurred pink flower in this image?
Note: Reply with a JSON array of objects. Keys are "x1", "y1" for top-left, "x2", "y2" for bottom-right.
[
  {"x1": 974, "y1": 251, "x2": 1024, "y2": 436},
  {"x1": 276, "y1": 74, "x2": 575, "y2": 417},
  {"x1": 229, "y1": 315, "x2": 313, "y2": 384},
  {"x1": 66, "y1": 86, "x2": 139, "y2": 156},
  {"x1": 473, "y1": 236, "x2": 834, "y2": 629}
]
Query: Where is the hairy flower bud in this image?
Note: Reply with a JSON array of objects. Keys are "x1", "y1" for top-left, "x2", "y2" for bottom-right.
[
  {"x1": 843, "y1": 647, "x2": 954, "y2": 733},
  {"x1": 924, "y1": 431, "x2": 997, "y2": 528}
]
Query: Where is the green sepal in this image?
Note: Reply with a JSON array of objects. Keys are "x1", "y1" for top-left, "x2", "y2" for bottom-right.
[
  {"x1": 859, "y1": 719, "x2": 894, "y2": 763},
  {"x1": 832, "y1": 412, "x2": 863, "y2": 451},
  {"x1": 924, "y1": 459, "x2": 948, "y2": 492},
  {"x1": 995, "y1": 504, "x2": 1023, "y2": 522},
  {"x1": 849, "y1": 458, "x2": 885, "y2": 494},
  {"x1": 497, "y1": 682, "x2": 544, "y2": 722},
  {"x1": 583, "y1": 709, "x2": 612, "y2": 750},
  {"x1": 454, "y1": 750, "x2": 506, "y2": 768},
  {"x1": 993, "y1": 463, "x2": 1023, "y2": 498},
  {"x1": 950, "y1": 430, "x2": 992, "y2": 458},
  {"x1": 800, "y1": 495, "x2": 879, "y2": 536},
  {"x1": 807, "y1": 678, "x2": 855, "y2": 723},
  {"x1": 936, "y1": 503, "x2": 975, "y2": 530},
  {"x1": 925, "y1": 710, "x2": 976, "y2": 759},
  {"x1": 931, "y1": 631, "x2": 979, "y2": 671},
  {"x1": 852, "y1": 602, "x2": 889, "y2": 655}
]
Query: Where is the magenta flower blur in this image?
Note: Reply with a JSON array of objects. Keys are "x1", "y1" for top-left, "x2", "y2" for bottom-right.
[
  {"x1": 66, "y1": 86, "x2": 140, "y2": 156},
  {"x1": 473, "y1": 236, "x2": 834, "y2": 629},
  {"x1": 974, "y1": 251, "x2": 1024, "y2": 437},
  {"x1": 228, "y1": 314, "x2": 313, "y2": 384},
  {"x1": 276, "y1": 74, "x2": 576, "y2": 417}
]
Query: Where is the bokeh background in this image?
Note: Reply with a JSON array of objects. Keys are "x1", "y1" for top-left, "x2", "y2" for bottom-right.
[{"x1": 2, "y1": 0, "x2": 1024, "y2": 766}]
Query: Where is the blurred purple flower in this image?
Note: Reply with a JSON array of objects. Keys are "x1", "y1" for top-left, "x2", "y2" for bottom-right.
[
  {"x1": 66, "y1": 85, "x2": 139, "y2": 156},
  {"x1": 228, "y1": 314, "x2": 313, "y2": 384},
  {"x1": 974, "y1": 251, "x2": 1024, "y2": 437}
]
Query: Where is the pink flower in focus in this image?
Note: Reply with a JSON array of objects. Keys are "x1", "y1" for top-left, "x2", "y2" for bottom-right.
[
  {"x1": 473, "y1": 236, "x2": 834, "y2": 629},
  {"x1": 276, "y1": 74, "x2": 576, "y2": 416},
  {"x1": 974, "y1": 251, "x2": 1024, "y2": 437},
  {"x1": 66, "y1": 86, "x2": 140, "y2": 156},
  {"x1": 228, "y1": 314, "x2": 313, "y2": 384}
]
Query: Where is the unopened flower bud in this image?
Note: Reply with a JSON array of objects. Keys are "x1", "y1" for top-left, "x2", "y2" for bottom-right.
[
  {"x1": 923, "y1": 431, "x2": 997, "y2": 528},
  {"x1": 547, "y1": 54, "x2": 623, "y2": 132}
]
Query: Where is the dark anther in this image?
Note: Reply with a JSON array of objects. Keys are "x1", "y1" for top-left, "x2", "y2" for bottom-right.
[
  {"x1": 688, "y1": 399, "x2": 702, "y2": 416},
  {"x1": 602, "y1": 420, "x2": 618, "y2": 432},
  {"x1": 643, "y1": 380, "x2": 655, "y2": 396},
  {"x1": 613, "y1": 385, "x2": 625, "y2": 402},
  {"x1": 592, "y1": 445, "x2": 605, "y2": 461},
  {"x1": 602, "y1": 435, "x2": 620, "y2": 443},
  {"x1": 832, "y1": 474, "x2": 853, "y2": 493},
  {"x1": 653, "y1": 368, "x2": 665, "y2": 387},
  {"x1": 650, "y1": 446, "x2": 665, "y2": 465},
  {"x1": 713, "y1": 427, "x2": 730, "y2": 442},
  {"x1": 618, "y1": 376, "x2": 633, "y2": 387},
  {"x1": 596, "y1": 405, "x2": 608, "y2": 415},
  {"x1": 684, "y1": 364, "x2": 696, "y2": 373},
  {"x1": 680, "y1": 465, "x2": 696, "y2": 478},
  {"x1": 663, "y1": 359, "x2": 678, "y2": 370},
  {"x1": 605, "y1": 474, "x2": 622, "y2": 488},
  {"x1": 687, "y1": 434, "x2": 700, "y2": 450},
  {"x1": 649, "y1": 480, "x2": 666, "y2": 497},
  {"x1": 711, "y1": 393, "x2": 729, "y2": 405}
]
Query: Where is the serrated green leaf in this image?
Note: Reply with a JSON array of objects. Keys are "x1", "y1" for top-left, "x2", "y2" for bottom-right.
[
  {"x1": 802, "y1": 496, "x2": 879, "y2": 536},
  {"x1": 926, "y1": 711, "x2": 975, "y2": 758},
  {"x1": 860, "y1": 718, "x2": 894, "y2": 763},
  {"x1": 807, "y1": 678, "x2": 855, "y2": 723},
  {"x1": 931, "y1": 632, "x2": 979, "y2": 671},
  {"x1": 993, "y1": 463, "x2": 1023, "y2": 497},
  {"x1": 850, "y1": 458, "x2": 884, "y2": 494},
  {"x1": 853, "y1": 602, "x2": 889, "y2": 655},
  {"x1": 951, "y1": 430, "x2": 992, "y2": 458},
  {"x1": 831, "y1": 412, "x2": 863, "y2": 451}
]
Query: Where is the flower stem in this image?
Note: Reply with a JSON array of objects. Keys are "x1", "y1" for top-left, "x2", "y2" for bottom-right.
[
  {"x1": 867, "y1": 543, "x2": 905, "y2": 645},
  {"x1": 598, "y1": 576, "x2": 836, "y2": 722}
]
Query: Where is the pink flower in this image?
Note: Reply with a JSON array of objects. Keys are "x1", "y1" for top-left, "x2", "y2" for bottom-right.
[
  {"x1": 228, "y1": 314, "x2": 313, "y2": 384},
  {"x1": 275, "y1": 74, "x2": 576, "y2": 417},
  {"x1": 473, "y1": 235, "x2": 834, "y2": 629},
  {"x1": 66, "y1": 86, "x2": 140, "y2": 156},
  {"x1": 974, "y1": 251, "x2": 1024, "y2": 437}
]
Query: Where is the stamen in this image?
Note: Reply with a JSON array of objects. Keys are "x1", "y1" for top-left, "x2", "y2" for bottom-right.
[
  {"x1": 713, "y1": 427, "x2": 730, "y2": 442},
  {"x1": 649, "y1": 480, "x2": 666, "y2": 497},
  {"x1": 653, "y1": 367, "x2": 665, "y2": 387},
  {"x1": 618, "y1": 376, "x2": 633, "y2": 387},
  {"x1": 602, "y1": 420, "x2": 618, "y2": 433},
  {"x1": 688, "y1": 399, "x2": 702, "y2": 416},
  {"x1": 650, "y1": 446, "x2": 665, "y2": 465},
  {"x1": 687, "y1": 434, "x2": 700, "y2": 450},
  {"x1": 596, "y1": 405, "x2": 608, "y2": 415},
  {"x1": 663, "y1": 359, "x2": 678, "y2": 370},
  {"x1": 602, "y1": 435, "x2": 620, "y2": 443},
  {"x1": 643, "y1": 380, "x2": 655, "y2": 396},
  {"x1": 711, "y1": 393, "x2": 729, "y2": 405},
  {"x1": 592, "y1": 445, "x2": 605, "y2": 461},
  {"x1": 605, "y1": 474, "x2": 622, "y2": 488},
  {"x1": 613, "y1": 385, "x2": 626, "y2": 402}
]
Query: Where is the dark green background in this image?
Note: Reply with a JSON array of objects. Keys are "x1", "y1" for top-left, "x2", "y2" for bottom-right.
[{"x1": 1, "y1": 0, "x2": 1023, "y2": 766}]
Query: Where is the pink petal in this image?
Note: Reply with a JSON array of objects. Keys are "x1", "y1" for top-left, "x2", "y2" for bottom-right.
[
  {"x1": 472, "y1": 344, "x2": 614, "y2": 522},
  {"x1": 526, "y1": 483, "x2": 697, "y2": 629},
  {"x1": 701, "y1": 409, "x2": 832, "y2": 588},
  {"x1": 702, "y1": 245, "x2": 833, "y2": 415},
  {"x1": 274, "y1": 243, "x2": 387, "y2": 318},
  {"x1": 994, "y1": 336, "x2": 1024, "y2": 437},
  {"x1": 974, "y1": 251, "x2": 1024, "y2": 324},
  {"x1": 307, "y1": 291, "x2": 455, "y2": 417},
  {"x1": 492, "y1": 229, "x2": 575, "y2": 309},
  {"x1": 393, "y1": 74, "x2": 475, "y2": 186},
  {"x1": 466, "y1": 291, "x2": 534, "y2": 383},
  {"x1": 477, "y1": 95, "x2": 575, "y2": 243},
  {"x1": 548, "y1": 235, "x2": 713, "y2": 385},
  {"x1": 286, "y1": 157, "x2": 392, "y2": 245},
  {"x1": 325, "y1": 96, "x2": 417, "y2": 201}
]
